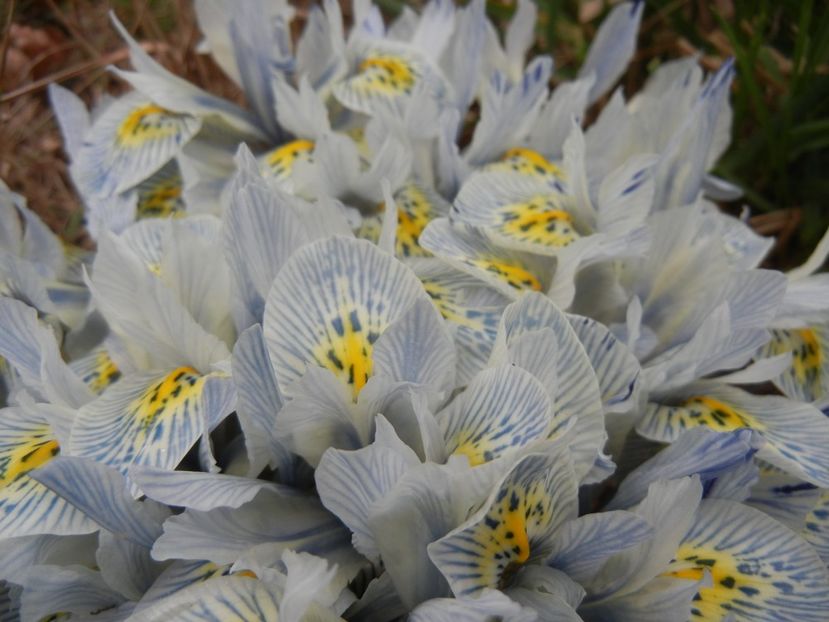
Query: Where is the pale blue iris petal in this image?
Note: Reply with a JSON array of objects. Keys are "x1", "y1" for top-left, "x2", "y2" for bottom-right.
[
  {"x1": 30, "y1": 456, "x2": 168, "y2": 547},
  {"x1": 372, "y1": 297, "x2": 457, "y2": 397},
  {"x1": 264, "y1": 236, "x2": 429, "y2": 398},
  {"x1": 439, "y1": 364, "x2": 552, "y2": 466},
  {"x1": 151, "y1": 487, "x2": 360, "y2": 576},
  {"x1": 17, "y1": 564, "x2": 126, "y2": 622},
  {"x1": 316, "y1": 433, "x2": 413, "y2": 562},
  {"x1": 231, "y1": 324, "x2": 295, "y2": 479},
  {"x1": 126, "y1": 575, "x2": 280, "y2": 622},
  {"x1": 578, "y1": 1, "x2": 645, "y2": 104},
  {"x1": 410, "y1": 589, "x2": 536, "y2": 622},
  {"x1": 428, "y1": 451, "x2": 578, "y2": 597},
  {"x1": 674, "y1": 498, "x2": 829, "y2": 621},
  {"x1": 96, "y1": 530, "x2": 165, "y2": 601},
  {"x1": 609, "y1": 428, "x2": 763, "y2": 509},
  {"x1": 547, "y1": 511, "x2": 653, "y2": 585},
  {"x1": 638, "y1": 383, "x2": 829, "y2": 488},
  {"x1": 496, "y1": 293, "x2": 605, "y2": 480},
  {"x1": 566, "y1": 313, "x2": 641, "y2": 414}
]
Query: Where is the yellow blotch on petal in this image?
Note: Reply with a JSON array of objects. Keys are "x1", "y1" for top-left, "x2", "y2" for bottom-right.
[
  {"x1": 495, "y1": 148, "x2": 563, "y2": 180},
  {"x1": 767, "y1": 328, "x2": 824, "y2": 399},
  {"x1": 83, "y1": 351, "x2": 122, "y2": 395},
  {"x1": 793, "y1": 329, "x2": 822, "y2": 382},
  {"x1": 420, "y1": 280, "x2": 461, "y2": 324},
  {"x1": 357, "y1": 56, "x2": 417, "y2": 95},
  {"x1": 137, "y1": 173, "x2": 185, "y2": 219},
  {"x1": 232, "y1": 569, "x2": 259, "y2": 579},
  {"x1": 116, "y1": 104, "x2": 186, "y2": 148},
  {"x1": 676, "y1": 396, "x2": 763, "y2": 432},
  {"x1": 451, "y1": 440, "x2": 490, "y2": 467},
  {"x1": 497, "y1": 196, "x2": 579, "y2": 248},
  {"x1": 396, "y1": 185, "x2": 437, "y2": 257},
  {"x1": 420, "y1": 278, "x2": 499, "y2": 353},
  {"x1": 262, "y1": 139, "x2": 315, "y2": 181},
  {"x1": 471, "y1": 480, "x2": 552, "y2": 589},
  {"x1": 468, "y1": 258, "x2": 543, "y2": 292},
  {"x1": 356, "y1": 215, "x2": 382, "y2": 245},
  {"x1": 665, "y1": 545, "x2": 771, "y2": 620},
  {"x1": 311, "y1": 308, "x2": 381, "y2": 400},
  {"x1": 0, "y1": 426, "x2": 59, "y2": 488},
  {"x1": 367, "y1": 186, "x2": 439, "y2": 257},
  {"x1": 131, "y1": 366, "x2": 204, "y2": 430}
]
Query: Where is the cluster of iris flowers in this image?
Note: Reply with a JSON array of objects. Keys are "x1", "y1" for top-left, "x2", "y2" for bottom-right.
[{"x1": 1, "y1": 0, "x2": 829, "y2": 619}]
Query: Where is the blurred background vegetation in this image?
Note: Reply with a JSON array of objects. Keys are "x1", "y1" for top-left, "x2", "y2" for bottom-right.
[{"x1": 1, "y1": 0, "x2": 827, "y2": 265}]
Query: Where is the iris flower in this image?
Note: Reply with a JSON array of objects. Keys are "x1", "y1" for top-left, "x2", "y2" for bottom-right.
[{"x1": 0, "y1": 0, "x2": 827, "y2": 620}]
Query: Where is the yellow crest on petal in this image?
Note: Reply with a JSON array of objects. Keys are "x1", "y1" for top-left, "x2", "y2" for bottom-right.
[
  {"x1": 356, "y1": 56, "x2": 417, "y2": 96},
  {"x1": 420, "y1": 279, "x2": 470, "y2": 326},
  {"x1": 137, "y1": 169, "x2": 185, "y2": 219},
  {"x1": 311, "y1": 307, "x2": 381, "y2": 399},
  {"x1": 666, "y1": 545, "x2": 770, "y2": 618},
  {"x1": 261, "y1": 139, "x2": 315, "y2": 181},
  {"x1": 468, "y1": 258, "x2": 543, "y2": 292},
  {"x1": 493, "y1": 148, "x2": 564, "y2": 181},
  {"x1": 130, "y1": 367, "x2": 204, "y2": 431},
  {"x1": 496, "y1": 196, "x2": 579, "y2": 248},
  {"x1": 362, "y1": 185, "x2": 446, "y2": 257},
  {"x1": 396, "y1": 185, "x2": 438, "y2": 257},
  {"x1": 0, "y1": 425, "x2": 59, "y2": 488},
  {"x1": 0, "y1": 425, "x2": 60, "y2": 488},
  {"x1": 456, "y1": 476, "x2": 553, "y2": 590},
  {"x1": 117, "y1": 104, "x2": 190, "y2": 148},
  {"x1": 663, "y1": 499, "x2": 829, "y2": 622},
  {"x1": 81, "y1": 351, "x2": 122, "y2": 395},
  {"x1": 766, "y1": 328, "x2": 825, "y2": 401},
  {"x1": 676, "y1": 396, "x2": 765, "y2": 432}
]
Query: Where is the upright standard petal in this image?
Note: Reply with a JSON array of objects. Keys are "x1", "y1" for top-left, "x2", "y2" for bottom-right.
[
  {"x1": 546, "y1": 511, "x2": 653, "y2": 586},
  {"x1": 566, "y1": 313, "x2": 641, "y2": 414},
  {"x1": 495, "y1": 293, "x2": 605, "y2": 479},
  {"x1": 412, "y1": 258, "x2": 506, "y2": 386},
  {"x1": 316, "y1": 426, "x2": 416, "y2": 562},
  {"x1": 584, "y1": 477, "x2": 703, "y2": 602},
  {"x1": 578, "y1": 1, "x2": 644, "y2": 104},
  {"x1": 231, "y1": 325, "x2": 293, "y2": 479},
  {"x1": 464, "y1": 57, "x2": 553, "y2": 166},
  {"x1": 371, "y1": 297, "x2": 456, "y2": 398}
]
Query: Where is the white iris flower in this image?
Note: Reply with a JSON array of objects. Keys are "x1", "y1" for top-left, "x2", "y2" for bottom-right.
[{"x1": 0, "y1": 1, "x2": 827, "y2": 620}]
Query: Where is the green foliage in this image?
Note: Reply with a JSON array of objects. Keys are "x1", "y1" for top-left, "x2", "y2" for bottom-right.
[{"x1": 662, "y1": 0, "x2": 829, "y2": 254}]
